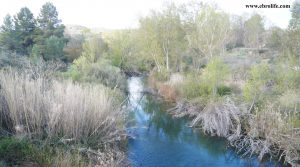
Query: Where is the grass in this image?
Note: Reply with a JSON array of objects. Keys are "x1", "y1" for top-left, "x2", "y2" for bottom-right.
[{"x1": 0, "y1": 68, "x2": 127, "y2": 166}]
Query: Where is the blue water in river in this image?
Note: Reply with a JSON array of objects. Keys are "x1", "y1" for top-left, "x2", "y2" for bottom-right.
[{"x1": 126, "y1": 77, "x2": 279, "y2": 167}]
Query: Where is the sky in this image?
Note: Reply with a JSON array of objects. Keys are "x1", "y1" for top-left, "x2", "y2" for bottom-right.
[{"x1": 0, "y1": 0, "x2": 295, "y2": 29}]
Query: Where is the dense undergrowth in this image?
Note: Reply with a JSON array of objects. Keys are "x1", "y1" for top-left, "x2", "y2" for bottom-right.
[
  {"x1": 0, "y1": 63, "x2": 128, "y2": 166},
  {"x1": 0, "y1": 0, "x2": 300, "y2": 166}
]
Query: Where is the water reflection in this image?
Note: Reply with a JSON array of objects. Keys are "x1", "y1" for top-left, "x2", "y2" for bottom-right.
[{"x1": 127, "y1": 77, "x2": 278, "y2": 167}]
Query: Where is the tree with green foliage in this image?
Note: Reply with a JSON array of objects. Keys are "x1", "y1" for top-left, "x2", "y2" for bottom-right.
[
  {"x1": 139, "y1": 13, "x2": 164, "y2": 72},
  {"x1": 106, "y1": 30, "x2": 138, "y2": 69},
  {"x1": 43, "y1": 36, "x2": 65, "y2": 60},
  {"x1": 156, "y1": 3, "x2": 186, "y2": 72},
  {"x1": 14, "y1": 7, "x2": 36, "y2": 55},
  {"x1": 37, "y1": 2, "x2": 64, "y2": 37},
  {"x1": 266, "y1": 26, "x2": 285, "y2": 50},
  {"x1": 0, "y1": 2, "x2": 67, "y2": 61},
  {"x1": 0, "y1": 7, "x2": 36, "y2": 55},
  {"x1": 34, "y1": 2, "x2": 67, "y2": 60},
  {"x1": 289, "y1": 0, "x2": 300, "y2": 30},
  {"x1": 244, "y1": 14, "x2": 265, "y2": 48},
  {"x1": 74, "y1": 35, "x2": 108, "y2": 69},
  {"x1": 182, "y1": 4, "x2": 230, "y2": 69},
  {"x1": 139, "y1": 3, "x2": 186, "y2": 72},
  {"x1": 0, "y1": 15, "x2": 17, "y2": 51},
  {"x1": 194, "y1": 5, "x2": 230, "y2": 58},
  {"x1": 286, "y1": 0, "x2": 300, "y2": 63}
]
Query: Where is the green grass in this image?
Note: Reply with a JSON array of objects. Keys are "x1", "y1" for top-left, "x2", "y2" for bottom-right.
[
  {"x1": 0, "y1": 137, "x2": 32, "y2": 164},
  {"x1": 0, "y1": 137, "x2": 93, "y2": 166},
  {"x1": 0, "y1": 137, "x2": 52, "y2": 166}
]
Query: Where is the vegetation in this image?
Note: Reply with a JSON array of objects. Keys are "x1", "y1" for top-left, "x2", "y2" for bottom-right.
[
  {"x1": 133, "y1": 1, "x2": 300, "y2": 166},
  {"x1": 0, "y1": 66, "x2": 127, "y2": 166},
  {"x1": 0, "y1": 3, "x2": 127, "y2": 166},
  {"x1": 0, "y1": 0, "x2": 300, "y2": 166},
  {"x1": 0, "y1": 2, "x2": 67, "y2": 61}
]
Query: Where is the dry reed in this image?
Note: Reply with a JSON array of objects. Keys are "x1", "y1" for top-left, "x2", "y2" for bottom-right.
[{"x1": 0, "y1": 67, "x2": 127, "y2": 166}]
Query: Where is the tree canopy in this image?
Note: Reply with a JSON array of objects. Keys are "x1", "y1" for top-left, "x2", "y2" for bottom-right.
[{"x1": 0, "y1": 2, "x2": 66, "y2": 61}]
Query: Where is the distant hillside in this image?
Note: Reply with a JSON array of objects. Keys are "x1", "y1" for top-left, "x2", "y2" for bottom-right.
[
  {"x1": 64, "y1": 25, "x2": 89, "y2": 35},
  {"x1": 65, "y1": 25, "x2": 113, "y2": 36}
]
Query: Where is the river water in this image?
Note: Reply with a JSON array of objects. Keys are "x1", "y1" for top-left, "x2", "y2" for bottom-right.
[{"x1": 126, "y1": 77, "x2": 278, "y2": 167}]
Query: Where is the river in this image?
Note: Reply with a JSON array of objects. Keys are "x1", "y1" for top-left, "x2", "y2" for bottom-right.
[{"x1": 126, "y1": 77, "x2": 278, "y2": 167}]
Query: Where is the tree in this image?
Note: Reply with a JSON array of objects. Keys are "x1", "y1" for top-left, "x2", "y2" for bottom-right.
[
  {"x1": 0, "y1": 15, "x2": 17, "y2": 51},
  {"x1": 0, "y1": 8, "x2": 36, "y2": 55},
  {"x1": 106, "y1": 30, "x2": 138, "y2": 69},
  {"x1": 139, "y1": 13, "x2": 164, "y2": 72},
  {"x1": 64, "y1": 34, "x2": 84, "y2": 62},
  {"x1": 184, "y1": 4, "x2": 230, "y2": 61},
  {"x1": 139, "y1": 3, "x2": 186, "y2": 72},
  {"x1": 43, "y1": 36, "x2": 65, "y2": 60},
  {"x1": 37, "y1": 2, "x2": 62, "y2": 33},
  {"x1": 156, "y1": 3, "x2": 186, "y2": 72},
  {"x1": 227, "y1": 15, "x2": 246, "y2": 49},
  {"x1": 286, "y1": 1, "x2": 300, "y2": 63},
  {"x1": 74, "y1": 35, "x2": 108, "y2": 69},
  {"x1": 244, "y1": 14, "x2": 265, "y2": 48},
  {"x1": 289, "y1": 0, "x2": 300, "y2": 30},
  {"x1": 266, "y1": 26, "x2": 285, "y2": 50},
  {"x1": 34, "y1": 2, "x2": 67, "y2": 60},
  {"x1": 14, "y1": 7, "x2": 36, "y2": 55}
]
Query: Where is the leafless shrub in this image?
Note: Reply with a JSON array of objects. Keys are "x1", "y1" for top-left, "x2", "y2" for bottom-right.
[
  {"x1": 191, "y1": 98, "x2": 242, "y2": 137},
  {"x1": 170, "y1": 97, "x2": 300, "y2": 166},
  {"x1": 229, "y1": 103, "x2": 300, "y2": 166},
  {"x1": 170, "y1": 98, "x2": 243, "y2": 137}
]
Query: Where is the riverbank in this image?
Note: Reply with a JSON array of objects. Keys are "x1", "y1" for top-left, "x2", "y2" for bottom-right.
[
  {"x1": 126, "y1": 77, "x2": 279, "y2": 167},
  {"x1": 145, "y1": 68, "x2": 300, "y2": 166}
]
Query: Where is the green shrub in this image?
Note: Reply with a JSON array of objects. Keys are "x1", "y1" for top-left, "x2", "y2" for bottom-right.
[
  {"x1": 0, "y1": 137, "x2": 53, "y2": 166},
  {"x1": 243, "y1": 62, "x2": 272, "y2": 102},
  {"x1": 0, "y1": 137, "x2": 32, "y2": 163},
  {"x1": 217, "y1": 85, "x2": 231, "y2": 96},
  {"x1": 202, "y1": 58, "x2": 230, "y2": 97},
  {"x1": 177, "y1": 73, "x2": 210, "y2": 100},
  {"x1": 178, "y1": 72, "x2": 231, "y2": 101},
  {"x1": 66, "y1": 65, "x2": 80, "y2": 81},
  {"x1": 0, "y1": 137, "x2": 96, "y2": 166}
]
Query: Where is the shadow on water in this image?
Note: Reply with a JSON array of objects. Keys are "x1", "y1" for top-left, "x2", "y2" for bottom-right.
[{"x1": 126, "y1": 77, "x2": 281, "y2": 167}]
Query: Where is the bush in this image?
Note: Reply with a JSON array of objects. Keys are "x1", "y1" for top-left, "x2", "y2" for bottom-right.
[
  {"x1": 68, "y1": 59, "x2": 126, "y2": 90},
  {"x1": 177, "y1": 74, "x2": 210, "y2": 100},
  {"x1": 243, "y1": 62, "x2": 272, "y2": 103},
  {"x1": 217, "y1": 85, "x2": 231, "y2": 96},
  {"x1": 0, "y1": 50, "x2": 30, "y2": 68},
  {"x1": 0, "y1": 137, "x2": 32, "y2": 164},
  {"x1": 0, "y1": 69, "x2": 125, "y2": 146},
  {"x1": 0, "y1": 137, "x2": 53, "y2": 166},
  {"x1": 201, "y1": 58, "x2": 230, "y2": 97},
  {"x1": 177, "y1": 70, "x2": 231, "y2": 102}
]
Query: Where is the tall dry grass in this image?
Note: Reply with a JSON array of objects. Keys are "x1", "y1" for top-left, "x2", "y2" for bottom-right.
[
  {"x1": 0, "y1": 69, "x2": 124, "y2": 141},
  {"x1": 0, "y1": 68, "x2": 127, "y2": 165},
  {"x1": 228, "y1": 103, "x2": 300, "y2": 166}
]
